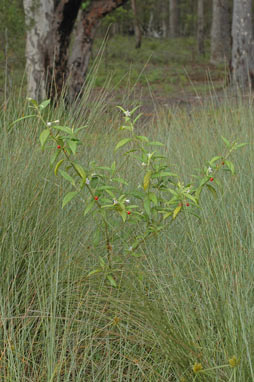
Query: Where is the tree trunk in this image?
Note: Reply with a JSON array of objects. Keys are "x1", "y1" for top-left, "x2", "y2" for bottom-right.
[
  {"x1": 24, "y1": 0, "x2": 127, "y2": 102},
  {"x1": 147, "y1": 10, "x2": 154, "y2": 37},
  {"x1": 24, "y1": 0, "x2": 54, "y2": 101},
  {"x1": 67, "y1": 0, "x2": 128, "y2": 103},
  {"x1": 161, "y1": 0, "x2": 168, "y2": 38},
  {"x1": 46, "y1": 0, "x2": 82, "y2": 100},
  {"x1": 131, "y1": 0, "x2": 142, "y2": 49},
  {"x1": 169, "y1": 0, "x2": 179, "y2": 38},
  {"x1": 197, "y1": 0, "x2": 205, "y2": 55},
  {"x1": 232, "y1": 0, "x2": 254, "y2": 89},
  {"x1": 210, "y1": 0, "x2": 231, "y2": 64}
]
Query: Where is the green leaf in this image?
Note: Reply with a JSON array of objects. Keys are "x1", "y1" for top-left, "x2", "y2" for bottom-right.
[
  {"x1": 195, "y1": 187, "x2": 203, "y2": 200},
  {"x1": 130, "y1": 105, "x2": 141, "y2": 115},
  {"x1": 97, "y1": 166, "x2": 111, "y2": 171},
  {"x1": 50, "y1": 150, "x2": 60, "y2": 165},
  {"x1": 185, "y1": 193, "x2": 198, "y2": 204},
  {"x1": 81, "y1": 0, "x2": 91, "y2": 10},
  {"x1": 72, "y1": 162, "x2": 86, "y2": 180},
  {"x1": 120, "y1": 125, "x2": 133, "y2": 132},
  {"x1": 210, "y1": 156, "x2": 221, "y2": 164},
  {"x1": 54, "y1": 159, "x2": 64, "y2": 176},
  {"x1": 131, "y1": 252, "x2": 142, "y2": 258},
  {"x1": 225, "y1": 160, "x2": 235, "y2": 174},
  {"x1": 144, "y1": 196, "x2": 151, "y2": 216},
  {"x1": 111, "y1": 161, "x2": 116, "y2": 172},
  {"x1": 206, "y1": 184, "x2": 217, "y2": 198},
  {"x1": 200, "y1": 176, "x2": 210, "y2": 187},
  {"x1": 67, "y1": 139, "x2": 77, "y2": 154},
  {"x1": 236, "y1": 142, "x2": 248, "y2": 149},
  {"x1": 105, "y1": 189, "x2": 115, "y2": 198},
  {"x1": 221, "y1": 136, "x2": 230, "y2": 148},
  {"x1": 84, "y1": 199, "x2": 95, "y2": 216},
  {"x1": 107, "y1": 275, "x2": 117, "y2": 288},
  {"x1": 167, "y1": 188, "x2": 178, "y2": 196},
  {"x1": 144, "y1": 170, "x2": 152, "y2": 191},
  {"x1": 53, "y1": 125, "x2": 74, "y2": 134},
  {"x1": 173, "y1": 204, "x2": 182, "y2": 219},
  {"x1": 115, "y1": 138, "x2": 131, "y2": 151},
  {"x1": 112, "y1": 177, "x2": 128, "y2": 185},
  {"x1": 59, "y1": 170, "x2": 76, "y2": 186},
  {"x1": 39, "y1": 99, "x2": 51, "y2": 110},
  {"x1": 62, "y1": 191, "x2": 78, "y2": 208},
  {"x1": 148, "y1": 192, "x2": 158, "y2": 205},
  {"x1": 39, "y1": 129, "x2": 50, "y2": 149},
  {"x1": 99, "y1": 256, "x2": 105, "y2": 268},
  {"x1": 88, "y1": 268, "x2": 101, "y2": 276},
  {"x1": 133, "y1": 112, "x2": 143, "y2": 124},
  {"x1": 9, "y1": 114, "x2": 37, "y2": 128},
  {"x1": 75, "y1": 125, "x2": 87, "y2": 133},
  {"x1": 152, "y1": 171, "x2": 177, "y2": 178},
  {"x1": 27, "y1": 98, "x2": 38, "y2": 107},
  {"x1": 148, "y1": 141, "x2": 164, "y2": 146},
  {"x1": 116, "y1": 105, "x2": 126, "y2": 113},
  {"x1": 136, "y1": 135, "x2": 149, "y2": 142},
  {"x1": 119, "y1": 210, "x2": 127, "y2": 222},
  {"x1": 97, "y1": 185, "x2": 115, "y2": 191},
  {"x1": 163, "y1": 210, "x2": 173, "y2": 220}
]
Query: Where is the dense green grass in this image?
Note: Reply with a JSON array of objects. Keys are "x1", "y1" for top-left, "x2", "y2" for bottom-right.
[{"x1": 0, "y1": 86, "x2": 254, "y2": 381}]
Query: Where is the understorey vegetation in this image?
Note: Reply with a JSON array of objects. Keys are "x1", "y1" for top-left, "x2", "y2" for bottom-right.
[{"x1": 0, "y1": 85, "x2": 253, "y2": 380}]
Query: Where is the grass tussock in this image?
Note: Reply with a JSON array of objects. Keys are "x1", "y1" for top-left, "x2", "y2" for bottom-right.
[{"x1": 0, "y1": 87, "x2": 254, "y2": 381}]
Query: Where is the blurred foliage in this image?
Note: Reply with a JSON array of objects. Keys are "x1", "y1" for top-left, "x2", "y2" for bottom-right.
[
  {"x1": 0, "y1": 0, "x2": 219, "y2": 102},
  {"x1": 100, "y1": 0, "x2": 213, "y2": 38},
  {"x1": 0, "y1": 0, "x2": 25, "y2": 101},
  {"x1": 0, "y1": 0, "x2": 25, "y2": 50}
]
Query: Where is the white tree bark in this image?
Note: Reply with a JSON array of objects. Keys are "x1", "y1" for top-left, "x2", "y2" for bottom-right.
[
  {"x1": 210, "y1": 0, "x2": 231, "y2": 64},
  {"x1": 23, "y1": 0, "x2": 53, "y2": 100},
  {"x1": 232, "y1": 0, "x2": 254, "y2": 88}
]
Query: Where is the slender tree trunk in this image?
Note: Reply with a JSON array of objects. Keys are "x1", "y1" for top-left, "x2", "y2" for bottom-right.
[
  {"x1": 24, "y1": 0, "x2": 54, "y2": 101},
  {"x1": 197, "y1": 0, "x2": 205, "y2": 55},
  {"x1": 161, "y1": 0, "x2": 168, "y2": 38},
  {"x1": 147, "y1": 10, "x2": 154, "y2": 37},
  {"x1": 169, "y1": 0, "x2": 178, "y2": 38},
  {"x1": 210, "y1": 0, "x2": 231, "y2": 64},
  {"x1": 131, "y1": 0, "x2": 142, "y2": 48},
  {"x1": 232, "y1": 0, "x2": 254, "y2": 89},
  {"x1": 67, "y1": 0, "x2": 128, "y2": 102}
]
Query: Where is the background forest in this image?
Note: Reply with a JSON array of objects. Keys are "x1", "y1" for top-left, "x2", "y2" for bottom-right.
[
  {"x1": 0, "y1": 0, "x2": 235, "y2": 104},
  {"x1": 1, "y1": 1, "x2": 254, "y2": 382}
]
